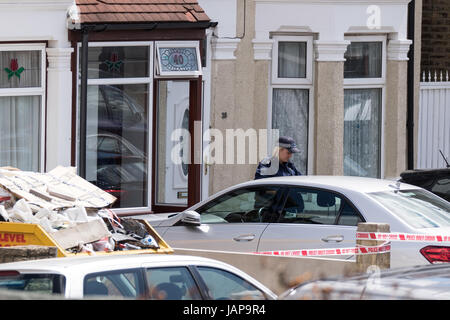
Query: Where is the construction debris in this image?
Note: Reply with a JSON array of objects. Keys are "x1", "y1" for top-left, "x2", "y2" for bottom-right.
[{"x1": 0, "y1": 166, "x2": 160, "y2": 254}]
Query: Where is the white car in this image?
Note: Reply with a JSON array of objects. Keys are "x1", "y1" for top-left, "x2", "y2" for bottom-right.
[
  {"x1": 0, "y1": 254, "x2": 277, "y2": 300},
  {"x1": 137, "y1": 176, "x2": 450, "y2": 268}
]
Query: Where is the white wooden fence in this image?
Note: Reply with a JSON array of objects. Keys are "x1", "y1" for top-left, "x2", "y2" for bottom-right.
[{"x1": 418, "y1": 70, "x2": 450, "y2": 169}]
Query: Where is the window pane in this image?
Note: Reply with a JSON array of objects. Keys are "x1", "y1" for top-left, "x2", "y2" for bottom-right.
[
  {"x1": 0, "y1": 50, "x2": 41, "y2": 88},
  {"x1": 84, "y1": 46, "x2": 149, "y2": 79},
  {"x1": 83, "y1": 84, "x2": 148, "y2": 208},
  {"x1": 279, "y1": 188, "x2": 342, "y2": 225},
  {"x1": 197, "y1": 187, "x2": 283, "y2": 223},
  {"x1": 344, "y1": 89, "x2": 381, "y2": 178},
  {"x1": 156, "y1": 80, "x2": 190, "y2": 205},
  {"x1": 368, "y1": 190, "x2": 450, "y2": 229},
  {"x1": 337, "y1": 201, "x2": 362, "y2": 226},
  {"x1": 344, "y1": 42, "x2": 382, "y2": 78},
  {"x1": 272, "y1": 88, "x2": 308, "y2": 174},
  {"x1": 0, "y1": 96, "x2": 40, "y2": 171},
  {"x1": 146, "y1": 267, "x2": 202, "y2": 300},
  {"x1": 278, "y1": 42, "x2": 306, "y2": 78},
  {"x1": 197, "y1": 266, "x2": 266, "y2": 300},
  {"x1": 84, "y1": 269, "x2": 143, "y2": 298},
  {"x1": 0, "y1": 273, "x2": 65, "y2": 295}
]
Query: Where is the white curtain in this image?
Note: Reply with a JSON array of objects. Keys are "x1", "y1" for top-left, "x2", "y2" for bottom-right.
[
  {"x1": 278, "y1": 42, "x2": 306, "y2": 78},
  {"x1": 272, "y1": 88, "x2": 309, "y2": 174},
  {"x1": 0, "y1": 96, "x2": 40, "y2": 171},
  {"x1": 344, "y1": 89, "x2": 381, "y2": 178}
]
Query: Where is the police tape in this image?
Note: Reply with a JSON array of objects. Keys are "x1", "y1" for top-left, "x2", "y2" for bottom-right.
[
  {"x1": 252, "y1": 242, "x2": 391, "y2": 257},
  {"x1": 356, "y1": 232, "x2": 450, "y2": 242}
]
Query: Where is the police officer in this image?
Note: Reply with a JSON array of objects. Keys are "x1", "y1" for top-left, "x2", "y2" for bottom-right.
[{"x1": 254, "y1": 136, "x2": 302, "y2": 179}]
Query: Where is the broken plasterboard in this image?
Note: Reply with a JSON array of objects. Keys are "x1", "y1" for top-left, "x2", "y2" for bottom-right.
[
  {"x1": 50, "y1": 219, "x2": 112, "y2": 250},
  {"x1": 0, "y1": 166, "x2": 116, "y2": 211}
]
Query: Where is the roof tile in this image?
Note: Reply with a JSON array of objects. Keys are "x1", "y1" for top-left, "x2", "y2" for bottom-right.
[{"x1": 75, "y1": 0, "x2": 210, "y2": 24}]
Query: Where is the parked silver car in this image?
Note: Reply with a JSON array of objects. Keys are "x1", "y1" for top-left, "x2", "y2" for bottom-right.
[
  {"x1": 0, "y1": 254, "x2": 276, "y2": 300},
  {"x1": 279, "y1": 263, "x2": 450, "y2": 300},
  {"x1": 137, "y1": 176, "x2": 450, "y2": 268}
]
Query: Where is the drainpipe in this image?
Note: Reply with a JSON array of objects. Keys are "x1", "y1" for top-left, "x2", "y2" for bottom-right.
[
  {"x1": 407, "y1": 0, "x2": 415, "y2": 170},
  {"x1": 79, "y1": 27, "x2": 89, "y2": 178}
]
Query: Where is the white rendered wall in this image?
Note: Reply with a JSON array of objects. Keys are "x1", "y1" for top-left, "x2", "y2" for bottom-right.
[{"x1": 0, "y1": 0, "x2": 74, "y2": 172}]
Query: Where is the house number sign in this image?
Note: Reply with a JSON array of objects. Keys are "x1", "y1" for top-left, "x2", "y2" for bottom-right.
[{"x1": 158, "y1": 47, "x2": 199, "y2": 72}]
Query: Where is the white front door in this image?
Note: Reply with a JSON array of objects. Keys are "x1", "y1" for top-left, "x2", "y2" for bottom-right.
[{"x1": 164, "y1": 81, "x2": 190, "y2": 204}]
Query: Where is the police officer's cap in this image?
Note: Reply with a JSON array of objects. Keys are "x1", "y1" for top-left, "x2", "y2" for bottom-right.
[{"x1": 278, "y1": 136, "x2": 300, "y2": 153}]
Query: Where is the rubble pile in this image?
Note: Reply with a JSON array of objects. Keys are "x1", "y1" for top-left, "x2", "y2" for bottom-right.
[{"x1": 0, "y1": 166, "x2": 159, "y2": 254}]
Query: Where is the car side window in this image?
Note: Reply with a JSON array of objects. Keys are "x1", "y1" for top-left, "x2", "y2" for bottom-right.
[
  {"x1": 84, "y1": 269, "x2": 144, "y2": 298},
  {"x1": 431, "y1": 178, "x2": 450, "y2": 197},
  {"x1": 280, "y1": 188, "x2": 350, "y2": 225},
  {"x1": 336, "y1": 200, "x2": 362, "y2": 226},
  {"x1": 145, "y1": 267, "x2": 202, "y2": 300},
  {"x1": 196, "y1": 266, "x2": 266, "y2": 300},
  {"x1": 196, "y1": 186, "x2": 283, "y2": 223}
]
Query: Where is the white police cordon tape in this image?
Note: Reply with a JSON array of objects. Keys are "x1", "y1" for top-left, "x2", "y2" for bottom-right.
[
  {"x1": 252, "y1": 242, "x2": 391, "y2": 257},
  {"x1": 356, "y1": 232, "x2": 450, "y2": 242}
]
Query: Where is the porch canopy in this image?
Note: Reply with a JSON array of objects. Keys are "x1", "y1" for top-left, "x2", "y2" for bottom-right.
[{"x1": 70, "y1": 0, "x2": 211, "y2": 181}]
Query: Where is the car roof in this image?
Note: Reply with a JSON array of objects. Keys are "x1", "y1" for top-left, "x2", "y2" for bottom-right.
[
  {"x1": 284, "y1": 264, "x2": 450, "y2": 299},
  {"x1": 0, "y1": 254, "x2": 231, "y2": 273},
  {"x1": 234, "y1": 175, "x2": 422, "y2": 194}
]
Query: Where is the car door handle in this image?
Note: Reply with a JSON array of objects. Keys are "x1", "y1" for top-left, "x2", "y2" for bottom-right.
[
  {"x1": 321, "y1": 235, "x2": 344, "y2": 243},
  {"x1": 233, "y1": 234, "x2": 256, "y2": 242}
]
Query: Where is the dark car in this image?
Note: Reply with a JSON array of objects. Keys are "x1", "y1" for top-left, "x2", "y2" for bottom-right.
[
  {"x1": 399, "y1": 168, "x2": 450, "y2": 202},
  {"x1": 279, "y1": 263, "x2": 450, "y2": 300}
]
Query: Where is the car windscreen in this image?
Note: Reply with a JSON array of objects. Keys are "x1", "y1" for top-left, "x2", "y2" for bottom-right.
[
  {"x1": 0, "y1": 272, "x2": 66, "y2": 295},
  {"x1": 368, "y1": 189, "x2": 450, "y2": 228}
]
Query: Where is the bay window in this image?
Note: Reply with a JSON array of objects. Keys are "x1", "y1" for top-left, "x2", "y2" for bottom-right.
[
  {"x1": 78, "y1": 42, "x2": 152, "y2": 209},
  {"x1": 0, "y1": 44, "x2": 45, "y2": 172}
]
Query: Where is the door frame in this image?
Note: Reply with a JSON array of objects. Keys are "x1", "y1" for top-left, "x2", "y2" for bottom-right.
[{"x1": 152, "y1": 77, "x2": 203, "y2": 213}]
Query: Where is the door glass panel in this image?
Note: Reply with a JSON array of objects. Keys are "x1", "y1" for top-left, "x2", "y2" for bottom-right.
[
  {"x1": 197, "y1": 186, "x2": 283, "y2": 223},
  {"x1": 145, "y1": 267, "x2": 202, "y2": 300},
  {"x1": 272, "y1": 88, "x2": 308, "y2": 174},
  {"x1": 196, "y1": 266, "x2": 266, "y2": 300},
  {"x1": 279, "y1": 188, "x2": 342, "y2": 225},
  {"x1": 156, "y1": 80, "x2": 190, "y2": 205},
  {"x1": 84, "y1": 84, "x2": 148, "y2": 208},
  {"x1": 344, "y1": 88, "x2": 381, "y2": 178}
]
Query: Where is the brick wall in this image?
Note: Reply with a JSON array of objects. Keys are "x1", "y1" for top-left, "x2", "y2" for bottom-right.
[
  {"x1": 0, "y1": 246, "x2": 57, "y2": 263},
  {"x1": 421, "y1": 0, "x2": 450, "y2": 73}
]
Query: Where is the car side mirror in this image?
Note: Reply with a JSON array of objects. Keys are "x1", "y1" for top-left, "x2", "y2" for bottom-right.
[{"x1": 180, "y1": 210, "x2": 201, "y2": 226}]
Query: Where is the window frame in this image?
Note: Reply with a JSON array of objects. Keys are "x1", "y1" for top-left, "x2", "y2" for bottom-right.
[
  {"x1": 271, "y1": 35, "x2": 313, "y2": 85},
  {"x1": 0, "y1": 43, "x2": 46, "y2": 172},
  {"x1": 76, "y1": 41, "x2": 154, "y2": 213},
  {"x1": 268, "y1": 35, "x2": 315, "y2": 175},
  {"x1": 343, "y1": 35, "x2": 386, "y2": 179}
]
